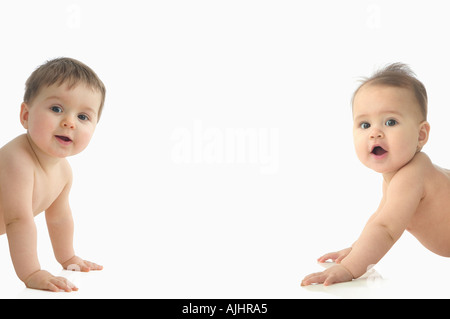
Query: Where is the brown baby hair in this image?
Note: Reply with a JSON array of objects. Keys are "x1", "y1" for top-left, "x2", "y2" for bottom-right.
[
  {"x1": 352, "y1": 63, "x2": 428, "y2": 120},
  {"x1": 23, "y1": 57, "x2": 106, "y2": 121}
]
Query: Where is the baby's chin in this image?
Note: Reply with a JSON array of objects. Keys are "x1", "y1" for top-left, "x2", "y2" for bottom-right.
[
  {"x1": 366, "y1": 161, "x2": 410, "y2": 175},
  {"x1": 42, "y1": 144, "x2": 86, "y2": 159}
]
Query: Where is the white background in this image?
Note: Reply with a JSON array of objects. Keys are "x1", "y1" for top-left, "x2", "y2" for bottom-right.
[{"x1": 1, "y1": 0, "x2": 450, "y2": 298}]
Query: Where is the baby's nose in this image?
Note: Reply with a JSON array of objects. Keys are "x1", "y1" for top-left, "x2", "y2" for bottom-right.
[
  {"x1": 61, "y1": 119, "x2": 75, "y2": 129},
  {"x1": 370, "y1": 128, "x2": 384, "y2": 139}
]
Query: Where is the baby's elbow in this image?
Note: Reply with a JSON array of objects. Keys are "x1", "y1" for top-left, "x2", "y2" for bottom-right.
[
  {"x1": 5, "y1": 216, "x2": 34, "y2": 231},
  {"x1": 5, "y1": 217, "x2": 21, "y2": 228},
  {"x1": 377, "y1": 222, "x2": 404, "y2": 243}
]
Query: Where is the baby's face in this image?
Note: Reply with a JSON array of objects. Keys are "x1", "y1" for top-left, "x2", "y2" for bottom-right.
[
  {"x1": 21, "y1": 83, "x2": 102, "y2": 158},
  {"x1": 352, "y1": 84, "x2": 428, "y2": 174}
]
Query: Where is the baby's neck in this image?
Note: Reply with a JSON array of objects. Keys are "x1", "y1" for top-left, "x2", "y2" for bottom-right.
[
  {"x1": 382, "y1": 152, "x2": 425, "y2": 184},
  {"x1": 382, "y1": 172, "x2": 396, "y2": 184},
  {"x1": 25, "y1": 133, "x2": 64, "y2": 173}
]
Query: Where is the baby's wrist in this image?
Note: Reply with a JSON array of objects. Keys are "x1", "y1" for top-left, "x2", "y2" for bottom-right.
[
  {"x1": 338, "y1": 263, "x2": 356, "y2": 279},
  {"x1": 22, "y1": 269, "x2": 43, "y2": 285},
  {"x1": 58, "y1": 254, "x2": 77, "y2": 266},
  {"x1": 60, "y1": 255, "x2": 77, "y2": 266}
]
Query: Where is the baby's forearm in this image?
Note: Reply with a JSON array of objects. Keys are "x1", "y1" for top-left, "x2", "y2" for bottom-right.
[
  {"x1": 6, "y1": 218, "x2": 41, "y2": 282},
  {"x1": 47, "y1": 214, "x2": 75, "y2": 265},
  {"x1": 341, "y1": 222, "x2": 396, "y2": 278}
]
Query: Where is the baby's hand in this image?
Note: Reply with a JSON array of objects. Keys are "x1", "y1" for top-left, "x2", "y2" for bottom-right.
[
  {"x1": 25, "y1": 270, "x2": 78, "y2": 292},
  {"x1": 317, "y1": 247, "x2": 352, "y2": 264},
  {"x1": 61, "y1": 256, "x2": 103, "y2": 272},
  {"x1": 301, "y1": 264, "x2": 354, "y2": 286}
]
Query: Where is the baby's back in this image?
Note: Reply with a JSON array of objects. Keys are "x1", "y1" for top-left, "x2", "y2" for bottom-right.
[
  {"x1": 0, "y1": 141, "x2": 9, "y2": 235},
  {"x1": 0, "y1": 147, "x2": 5, "y2": 235},
  {"x1": 406, "y1": 156, "x2": 450, "y2": 256},
  {"x1": 0, "y1": 135, "x2": 30, "y2": 235}
]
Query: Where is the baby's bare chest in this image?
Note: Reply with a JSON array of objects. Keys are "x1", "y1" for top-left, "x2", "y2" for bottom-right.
[{"x1": 32, "y1": 172, "x2": 66, "y2": 215}]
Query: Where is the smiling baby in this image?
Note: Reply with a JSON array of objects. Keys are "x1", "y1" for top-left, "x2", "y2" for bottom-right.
[
  {"x1": 302, "y1": 63, "x2": 450, "y2": 286},
  {"x1": 0, "y1": 58, "x2": 105, "y2": 292}
]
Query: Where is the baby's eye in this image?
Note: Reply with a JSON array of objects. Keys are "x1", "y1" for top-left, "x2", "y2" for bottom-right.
[
  {"x1": 78, "y1": 114, "x2": 89, "y2": 121},
  {"x1": 50, "y1": 106, "x2": 63, "y2": 113},
  {"x1": 360, "y1": 122, "x2": 371, "y2": 129},
  {"x1": 385, "y1": 119, "x2": 397, "y2": 127}
]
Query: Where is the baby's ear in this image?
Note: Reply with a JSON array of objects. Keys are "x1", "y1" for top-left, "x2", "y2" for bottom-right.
[
  {"x1": 418, "y1": 121, "x2": 430, "y2": 148},
  {"x1": 20, "y1": 102, "x2": 30, "y2": 129}
]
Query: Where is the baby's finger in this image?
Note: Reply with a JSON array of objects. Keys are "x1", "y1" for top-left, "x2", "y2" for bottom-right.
[
  {"x1": 302, "y1": 271, "x2": 320, "y2": 282},
  {"x1": 51, "y1": 277, "x2": 74, "y2": 292},
  {"x1": 46, "y1": 282, "x2": 61, "y2": 292},
  {"x1": 80, "y1": 263, "x2": 91, "y2": 272},
  {"x1": 317, "y1": 252, "x2": 338, "y2": 263},
  {"x1": 84, "y1": 260, "x2": 103, "y2": 271},
  {"x1": 59, "y1": 276, "x2": 77, "y2": 291},
  {"x1": 65, "y1": 279, "x2": 79, "y2": 291},
  {"x1": 301, "y1": 272, "x2": 325, "y2": 286},
  {"x1": 323, "y1": 273, "x2": 349, "y2": 286},
  {"x1": 302, "y1": 273, "x2": 327, "y2": 286}
]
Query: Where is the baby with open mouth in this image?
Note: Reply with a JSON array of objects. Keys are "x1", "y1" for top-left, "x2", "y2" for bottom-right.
[{"x1": 302, "y1": 63, "x2": 450, "y2": 286}]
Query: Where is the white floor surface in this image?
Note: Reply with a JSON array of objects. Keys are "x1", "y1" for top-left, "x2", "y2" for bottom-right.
[{"x1": 2, "y1": 228, "x2": 450, "y2": 299}]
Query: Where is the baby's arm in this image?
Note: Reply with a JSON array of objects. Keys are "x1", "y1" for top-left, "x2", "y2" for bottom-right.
[
  {"x1": 0, "y1": 159, "x2": 75, "y2": 292},
  {"x1": 45, "y1": 175, "x2": 76, "y2": 267},
  {"x1": 2, "y1": 159, "x2": 41, "y2": 280},
  {"x1": 340, "y1": 169, "x2": 423, "y2": 278},
  {"x1": 45, "y1": 166, "x2": 103, "y2": 272},
  {"x1": 316, "y1": 183, "x2": 387, "y2": 264},
  {"x1": 303, "y1": 166, "x2": 424, "y2": 286}
]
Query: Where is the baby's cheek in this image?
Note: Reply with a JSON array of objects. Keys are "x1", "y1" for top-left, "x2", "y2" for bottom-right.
[
  {"x1": 396, "y1": 135, "x2": 418, "y2": 156},
  {"x1": 353, "y1": 140, "x2": 367, "y2": 160},
  {"x1": 77, "y1": 129, "x2": 95, "y2": 150},
  {"x1": 29, "y1": 119, "x2": 54, "y2": 144}
]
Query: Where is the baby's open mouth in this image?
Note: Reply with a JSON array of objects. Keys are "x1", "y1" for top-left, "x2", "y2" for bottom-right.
[
  {"x1": 55, "y1": 135, "x2": 72, "y2": 142},
  {"x1": 371, "y1": 146, "x2": 387, "y2": 156}
]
